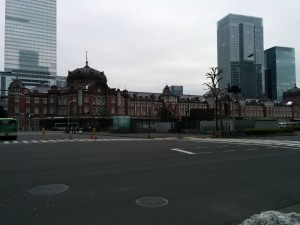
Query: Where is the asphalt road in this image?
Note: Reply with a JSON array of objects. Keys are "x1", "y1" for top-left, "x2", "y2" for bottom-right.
[{"x1": 1, "y1": 133, "x2": 300, "y2": 225}]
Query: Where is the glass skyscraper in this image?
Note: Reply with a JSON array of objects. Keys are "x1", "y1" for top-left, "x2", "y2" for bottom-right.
[
  {"x1": 3, "y1": 0, "x2": 56, "y2": 90},
  {"x1": 217, "y1": 14, "x2": 264, "y2": 99},
  {"x1": 265, "y1": 47, "x2": 296, "y2": 100}
]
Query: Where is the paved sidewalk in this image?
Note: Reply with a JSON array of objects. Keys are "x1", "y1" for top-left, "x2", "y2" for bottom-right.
[
  {"x1": 75, "y1": 130, "x2": 300, "y2": 140},
  {"x1": 79, "y1": 131, "x2": 212, "y2": 139}
]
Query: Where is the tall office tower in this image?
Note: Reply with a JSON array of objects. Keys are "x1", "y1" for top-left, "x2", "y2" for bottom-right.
[
  {"x1": 3, "y1": 0, "x2": 56, "y2": 91},
  {"x1": 265, "y1": 47, "x2": 296, "y2": 100},
  {"x1": 217, "y1": 14, "x2": 264, "y2": 99},
  {"x1": 170, "y1": 85, "x2": 183, "y2": 95}
]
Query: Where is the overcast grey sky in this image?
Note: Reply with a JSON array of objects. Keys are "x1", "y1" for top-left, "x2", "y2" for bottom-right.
[{"x1": 0, "y1": 0, "x2": 299, "y2": 94}]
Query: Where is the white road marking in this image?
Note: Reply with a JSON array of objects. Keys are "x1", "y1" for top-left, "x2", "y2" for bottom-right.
[
  {"x1": 246, "y1": 148, "x2": 258, "y2": 151},
  {"x1": 170, "y1": 148, "x2": 197, "y2": 155},
  {"x1": 1, "y1": 138, "x2": 153, "y2": 145},
  {"x1": 192, "y1": 138, "x2": 300, "y2": 149},
  {"x1": 223, "y1": 150, "x2": 236, "y2": 153}
]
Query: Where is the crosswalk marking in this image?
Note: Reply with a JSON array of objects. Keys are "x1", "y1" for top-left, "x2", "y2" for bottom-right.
[
  {"x1": 18, "y1": 132, "x2": 64, "y2": 135},
  {"x1": 1, "y1": 138, "x2": 162, "y2": 145},
  {"x1": 194, "y1": 138, "x2": 300, "y2": 149}
]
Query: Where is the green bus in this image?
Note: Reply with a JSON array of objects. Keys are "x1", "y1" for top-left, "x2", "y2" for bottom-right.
[{"x1": 0, "y1": 118, "x2": 18, "y2": 140}]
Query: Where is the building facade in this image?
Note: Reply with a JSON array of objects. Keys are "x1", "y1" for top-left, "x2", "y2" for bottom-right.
[
  {"x1": 7, "y1": 62, "x2": 300, "y2": 131},
  {"x1": 7, "y1": 62, "x2": 206, "y2": 130},
  {"x1": 265, "y1": 46, "x2": 296, "y2": 100},
  {"x1": 170, "y1": 85, "x2": 183, "y2": 95},
  {"x1": 55, "y1": 76, "x2": 67, "y2": 88},
  {"x1": 283, "y1": 86, "x2": 300, "y2": 103},
  {"x1": 217, "y1": 14, "x2": 264, "y2": 99},
  {"x1": 3, "y1": 0, "x2": 56, "y2": 93}
]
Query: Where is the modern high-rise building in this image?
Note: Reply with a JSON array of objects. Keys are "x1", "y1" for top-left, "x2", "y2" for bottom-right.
[
  {"x1": 217, "y1": 14, "x2": 264, "y2": 99},
  {"x1": 2, "y1": 0, "x2": 57, "y2": 93},
  {"x1": 264, "y1": 46, "x2": 296, "y2": 100},
  {"x1": 170, "y1": 85, "x2": 183, "y2": 95}
]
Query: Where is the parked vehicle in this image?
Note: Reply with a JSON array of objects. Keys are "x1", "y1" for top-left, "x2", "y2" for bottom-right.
[{"x1": 0, "y1": 118, "x2": 18, "y2": 140}]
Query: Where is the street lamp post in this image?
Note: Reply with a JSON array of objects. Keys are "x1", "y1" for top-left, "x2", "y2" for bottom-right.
[
  {"x1": 146, "y1": 99, "x2": 151, "y2": 139},
  {"x1": 67, "y1": 99, "x2": 76, "y2": 133}
]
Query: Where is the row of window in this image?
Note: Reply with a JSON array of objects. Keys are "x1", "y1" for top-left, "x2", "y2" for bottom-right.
[
  {"x1": 6, "y1": 16, "x2": 56, "y2": 27},
  {"x1": 6, "y1": 7, "x2": 56, "y2": 22},
  {"x1": 15, "y1": 105, "x2": 50, "y2": 114},
  {"x1": 5, "y1": 34, "x2": 56, "y2": 45},
  {"x1": 5, "y1": 24, "x2": 56, "y2": 37},
  {"x1": 15, "y1": 96, "x2": 48, "y2": 104},
  {"x1": 130, "y1": 101, "x2": 207, "y2": 108},
  {"x1": 12, "y1": 105, "x2": 297, "y2": 119},
  {"x1": 5, "y1": 44, "x2": 56, "y2": 55}
]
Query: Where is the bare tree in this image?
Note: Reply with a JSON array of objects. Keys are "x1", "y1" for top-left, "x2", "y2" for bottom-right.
[
  {"x1": 203, "y1": 67, "x2": 223, "y2": 136},
  {"x1": 203, "y1": 67, "x2": 223, "y2": 96}
]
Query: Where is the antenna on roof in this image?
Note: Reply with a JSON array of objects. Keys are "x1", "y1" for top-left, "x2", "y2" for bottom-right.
[{"x1": 86, "y1": 51, "x2": 88, "y2": 66}]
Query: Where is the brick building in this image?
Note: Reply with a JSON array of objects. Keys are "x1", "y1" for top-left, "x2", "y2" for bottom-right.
[
  {"x1": 7, "y1": 62, "x2": 207, "y2": 130},
  {"x1": 7, "y1": 62, "x2": 300, "y2": 131}
]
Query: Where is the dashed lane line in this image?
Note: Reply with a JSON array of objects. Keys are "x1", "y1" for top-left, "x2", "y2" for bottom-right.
[
  {"x1": 170, "y1": 148, "x2": 197, "y2": 155},
  {"x1": 223, "y1": 150, "x2": 236, "y2": 153},
  {"x1": 246, "y1": 148, "x2": 258, "y2": 151}
]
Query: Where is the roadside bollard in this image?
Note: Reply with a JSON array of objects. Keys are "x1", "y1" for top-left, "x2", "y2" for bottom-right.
[
  {"x1": 69, "y1": 129, "x2": 72, "y2": 140},
  {"x1": 90, "y1": 127, "x2": 96, "y2": 139}
]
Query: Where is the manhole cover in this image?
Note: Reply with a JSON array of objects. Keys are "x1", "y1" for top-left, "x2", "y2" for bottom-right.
[
  {"x1": 136, "y1": 196, "x2": 168, "y2": 207},
  {"x1": 29, "y1": 184, "x2": 69, "y2": 196}
]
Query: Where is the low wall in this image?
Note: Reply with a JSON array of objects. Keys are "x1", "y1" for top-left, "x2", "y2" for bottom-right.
[{"x1": 156, "y1": 122, "x2": 173, "y2": 133}]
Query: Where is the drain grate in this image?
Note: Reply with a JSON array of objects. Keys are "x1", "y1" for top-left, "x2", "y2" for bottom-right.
[
  {"x1": 29, "y1": 184, "x2": 69, "y2": 196},
  {"x1": 136, "y1": 196, "x2": 168, "y2": 207}
]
